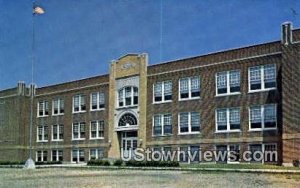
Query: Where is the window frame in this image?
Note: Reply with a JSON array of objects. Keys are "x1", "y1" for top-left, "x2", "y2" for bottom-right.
[
  {"x1": 248, "y1": 143, "x2": 277, "y2": 164},
  {"x1": 72, "y1": 94, "x2": 86, "y2": 113},
  {"x1": 89, "y1": 148, "x2": 104, "y2": 160},
  {"x1": 248, "y1": 64, "x2": 277, "y2": 93},
  {"x1": 37, "y1": 125, "x2": 48, "y2": 142},
  {"x1": 36, "y1": 150, "x2": 48, "y2": 162},
  {"x1": 152, "y1": 114, "x2": 173, "y2": 136},
  {"x1": 178, "y1": 112, "x2": 201, "y2": 135},
  {"x1": 90, "y1": 92, "x2": 105, "y2": 111},
  {"x1": 215, "y1": 144, "x2": 240, "y2": 164},
  {"x1": 215, "y1": 107, "x2": 241, "y2": 133},
  {"x1": 51, "y1": 149, "x2": 63, "y2": 162},
  {"x1": 52, "y1": 124, "x2": 64, "y2": 141},
  {"x1": 153, "y1": 81, "x2": 173, "y2": 104},
  {"x1": 52, "y1": 98, "x2": 64, "y2": 116},
  {"x1": 215, "y1": 70, "x2": 241, "y2": 96},
  {"x1": 249, "y1": 104, "x2": 277, "y2": 131},
  {"x1": 90, "y1": 120, "x2": 105, "y2": 139},
  {"x1": 71, "y1": 149, "x2": 85, "y2": 163},
  {"x1": 118, "y1": 86, "x2": 139, "y2": 108},
  {"x1": 37, "y1": 100, "x2": 49, "y2": 117},
  {"x1": 72, "y1": 122, "x2": 86, "y2": 140},
  {"x1": 178, "y1": 76, "x2": 201, "y2": 101}
]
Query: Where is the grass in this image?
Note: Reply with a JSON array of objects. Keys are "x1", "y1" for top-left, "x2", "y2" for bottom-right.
[{"x1": 180, "y1": 163, "x2": 300, "y2": 170}]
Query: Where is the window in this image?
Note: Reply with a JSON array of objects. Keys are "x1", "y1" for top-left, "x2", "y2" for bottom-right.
[
  {"x1": 153, "y1": 114, "x2": 172, "y2": 136},
  {"x1": 90, "y1": 121, "x2": 104, "y2": 139},
  {"x1": 153, "y1": 81, "x2": 172, "y2": 103},
  {"x1": 91, "y1": 92, "x2": 105, "y2": 110},
  {"x1": 249, "y1": 104, "x2": 277, "y2": 130},
  {"x1": 52, "y1": 150, "x2": 63, "y2": 162},
  {"x1": 72, "y1": 122, "x2": 86, "y2": 140},
  {"x1": 72, "y1": 149, "x2": 85, "y2": 163},
  {"x1": 118, "y1": 113, "x2": 138, "y2": 127},
  {"x1": 38, "y1": 101, "x2": 49, "y2": 117},
  {"x1": 36, "y1": 150, "x2": 47, "y2": 162},
  {"x1": 178, "y1": 146, "x2": 200, "y2": 163},
  {"x1": 216, "y1": 108, "x2": 240, "y2": 132},
  {"x1": 179, "y1": 112, "x2": 200, "y2": 134},
  {"x1": 249, "y1": 64, "x2": 276, "y2": 91},
  {"x1": 118, "y1": 86, "x2": 138, "y2": 107},
  {"x1": 90, "y1": 148, "x2": 104, "y2": 160},
  {"x1": 37, "y1": 125, "x2": 48, "y2": 142},
  {"x1": 249, "y1": 143, "x2": 277, "y2": 163},
  {"x1": 52, "y1": 98, "x2": 64, "y2": 115},
  {"x1": 52, "y1": 125, "x2": 64, "y2": 141},
  {"x1": 216, "y1": 71, "x2": 240, "y2": 95},
  {"x1": 179, "y1": 77, "x2": 200, "y2": 100},
  {"x1": 73, "y1": 94, "x2": 86, "y2": 113},
  {"x1": 215, "y1": 144, "x2": 240, "y2": 163}
]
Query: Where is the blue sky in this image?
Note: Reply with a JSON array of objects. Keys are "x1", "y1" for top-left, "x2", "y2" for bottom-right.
[{"x1": 0, "y1": 0, "x2": 299, "y2": 89}]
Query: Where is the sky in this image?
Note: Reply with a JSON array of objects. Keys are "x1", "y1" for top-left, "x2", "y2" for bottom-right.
[{"x1": 0, "y1": 0, "x2": 299, "y2": 89}]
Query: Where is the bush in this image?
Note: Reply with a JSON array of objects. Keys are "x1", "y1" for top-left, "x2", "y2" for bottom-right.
[
  {"x1": 125, "y1": 160, "x2": 179, "y2": 167},
  {"x1": 0, "y1": 161, "x2": 25, "y2": 165},
  {"x1": 35, "y1": 161, "x2": 62, "y2": 165},
  {"x1": 87, "y1": 159, "x2": 111, "y2": 166},
  {"x1": 292, "y1": 159, "x2": 300, "y2": 167},
  {"x1": 113, "y1": 159, "x2": 123, "y2": 166}
]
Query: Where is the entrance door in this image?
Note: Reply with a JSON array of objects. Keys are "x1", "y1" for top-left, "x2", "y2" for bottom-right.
[{"x1": 121, "y1": 131, "x2": 138, "y2": 159}]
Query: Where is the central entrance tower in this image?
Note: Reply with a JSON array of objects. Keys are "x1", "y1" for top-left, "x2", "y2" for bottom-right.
[{"x1": 107, "y1": 53, "x2": 148, "y2": 159}]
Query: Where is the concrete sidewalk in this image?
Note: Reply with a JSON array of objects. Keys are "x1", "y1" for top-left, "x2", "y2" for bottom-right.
[{"x1": 1, "y1": 164, "x2": 300, "y2": 174}]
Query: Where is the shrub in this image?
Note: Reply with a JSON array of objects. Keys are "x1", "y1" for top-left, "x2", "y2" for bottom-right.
[
  {"x1": 113, "y1": 159, "x2": 123, "y2": 166},
  {"x1": 35, "y1": 161, "x2": 62, "y2": 165},
  {"x1": 0, "y1": 161, "x2": 25, "y2": 165},
  {"x1": 292, "y1": 159, "x2": 300, "y2": 167},
  {"x1": 87, "y1": 159, "x2": 111, "y2": 166},
  {"x1": 125, "y1": 160, "x2": 179, "y2": 167}
]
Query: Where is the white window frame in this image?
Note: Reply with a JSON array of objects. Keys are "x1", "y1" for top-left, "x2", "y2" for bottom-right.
[
  {"x1": 215, "y1": 70, "x2": 241, "y2": 96},
  {"x1": 215, "y1": 108, "x2": 241, "y2": 133},
  {"x1": 37, "y1": 100, "x2": 49, "y2": 117},
  {"x1": 89, "y1": 148, "x2": 104, "y2": 160},
  {"x1": 248, "y1": 64, "x2": 276, "y2": 93},
  {"x1": 51, "y1": 149, "x2": 63, "y2": 162},
  {"x1": 72, "y1": 94, "x2": 86, "y2": 113},
  {"x1": 37, "y1": 125, "x2": 48, "y2": 142},
  {"x1": 153, "y1": 81, "x2": 173, "y2": 104},
  {"x1": 249, "y1": 104, "x2": 277, "y2": 131},
  {"x1": 177, "y1": 145, "x2": 200, "y2": 164},
  {"x1": 52, "y1": 124, "x2": 64, "y2": 141},
  {"x1": 72, "y1": 122, "x2": 86, "y2": 140},
  {"x1": 52, "y1": 98, "x2": 64, "y2": 116},
  {"x1": 90, "y1": 92, "x2": 105, "y2": 111},
  {"x1": 90, "y1": 120, "x2": 104, "y2": 139},
  {"x1": 215, "y1": 144, "x2": 240, "y2": 164},
  {"x1": 248, "y1": 143, "x2": 277, "y2": 164},
  {"x1": 118, "y1": 86, "x2": 138, "y2": 108},
  {"x1": 36, "y1": 150, "x2": 47, "y2": 162},
  {"x1": 178, "y1": 112, "x2": 200, "y2": 135},
  {"x1": 152, "y1": 114, "x2": 172, "y2": 136},
  {"x1": 178, "y1": 76, "x2": 201, "y2": 101},
  {"x1": 71, "y1": 149, "x2": 85, "y2": 163}
]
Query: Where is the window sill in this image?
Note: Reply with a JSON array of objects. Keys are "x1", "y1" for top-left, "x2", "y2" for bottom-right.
[
  {"x1": 248, "y1": 128, "x2": 277, "y2": 132},
  {"x1": 215, "y1": 130, "x2": 241, "y2": 133},
  {"x1": 37, "y1": 140, "x2": 48, "y2": 143},
  {"x1": 116, "y1": 105, "x2": 138, "y2": 110},
  {"x1": 72, "y1": 111, "x2": 86, "y2": 114},
  {"x1": 72, "y1": 138, "x2": 86, "y2": 141},
  {"x1": 152, "y1": 134, "x2": 173, "y2": 138},
  {"x1": 89, "y1": 138, "x2": 105, "y2": 140},
  {"x1": 178, "y1": 97, "x2": 200, "y2": 101},
  {"x1": 90, "y1": 108, "x2": 105, "y2": 112},
  {"x1": 51, "y1": 139, "x2": 64, "y2": 142},
  {"x1": 215, "y1": 92, "x2": 241, "y2": 97},
  {"x1": 37, "y1": 115, "x2": 49, "y2": 118},
  {"x1": 178, "y1": 132, "x2": 200, "y2": 135},
  {"x1": 153, "y1": 101, "x2": 172, "y2": 105},
  {"x1": 248, "y1": 88, "x2": 276, "y2": 93}
]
